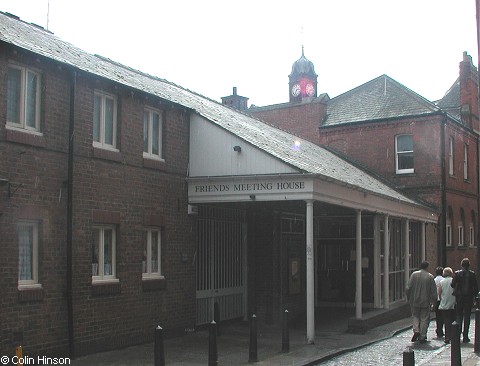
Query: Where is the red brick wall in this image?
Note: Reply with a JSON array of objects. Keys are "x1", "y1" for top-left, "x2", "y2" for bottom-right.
[
  {"x1": 249, "y1": 101, "x2": 327, "y2": 144},
  {"x1": 0, "y1": 47, "x2": 195, "y2": 358},
  {"x1": 71, "y1": 74, "x2": 195, "y2": 356},
  {"x1": 0, "y1": 48, "x2": 71, "y2": 357},
  {"x1": 320, "y1": 116, "x2": 444, "y2": 198},
  {"x1": 319, "y1": 115, "x2": 479, "y2": 272},
  {"x1": 444, "y1": 120, "x2": 479, "y2": 271}
]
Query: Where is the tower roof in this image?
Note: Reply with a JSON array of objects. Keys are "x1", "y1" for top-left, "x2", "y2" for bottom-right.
[{"x1": 289, "y1": 46, "x2": 317, "y2": 78}]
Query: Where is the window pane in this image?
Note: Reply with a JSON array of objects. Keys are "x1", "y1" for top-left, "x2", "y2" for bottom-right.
[
  {"x1": 398, "y1": 152, "x2": 413, "y2": 170},
  {"x1": 104, "y1": 98, "x2": 114, "y2": 145},
  {"x1": 143, "y1": 111, "x2": 149, "y2": 153},
  {"x1": 93, "y1": 95, "x2": 101, "y2": 142},
  {"x1": 18, "y1": 225, "x2": 33, "y2": 281},
  {"x1": 92, "y1": 228, "x2": 100, "y2": 276},
  {"x1": 25, "y1": 71, "x2": 38, "y2": 128},
  {"x1": 151, "y1": 231, "x2": 159, "y2": 273},
  {"x1": 103, "y1": 229, "x2": 113, "y2": 275},
  {"x1": 142, "y1": 231, "x2": 147, "y2": 273},
  {"x1": 152, "y1": 113, "x2": 159, "y2": 155},
  {"x1": 7, "y1": 67, "x2": 21, "y2": 124},
  {"x1": 397, "y1": 135, "x2": 413, "y2": 152}
]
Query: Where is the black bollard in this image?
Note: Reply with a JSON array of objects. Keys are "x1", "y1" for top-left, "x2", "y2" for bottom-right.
[
  {"x1": 214, "y1": 302, "x2": 221, "y2": 336},
  {"x1": 248, "y1": 314, "x2": 258, "y2": 363},
  {"x1": 154, "y1": 326, "x2": 165, "y2": 366},
  {"x1": 451, "y1": 321, "x2": 461, "y2": 366},
  {"x1": 402, "y1": 347, "x2": 414, "y2": 366},
  {"x1": 208, "y1": 320, "x2": 218, "y2": 366},
  {"x1": 282, "y1": 309, "x2": 289, "y2": 353}
]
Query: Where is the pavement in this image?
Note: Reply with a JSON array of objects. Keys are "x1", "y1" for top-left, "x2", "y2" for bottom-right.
[{"x1": 71, "y1": 308, "x2": 480, "y2": 365}]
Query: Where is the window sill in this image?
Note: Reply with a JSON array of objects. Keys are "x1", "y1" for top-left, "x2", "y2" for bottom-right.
[
  {"x1": 142, "y1": 277, "x2": 167, "y2": 292},
  {"x1": 396, "y1": 170, "x2": 415, "y2": 175},
  {"x1": 6, "y1": 127, "x2": 46, "y2": 148},
  {"x1": 143, "y1": 156, "x2": 166, "y2": 171},
  {"x1": 17, "y1": 285, "x2": 44, "y2": 302},
  {"x1": 93, "y1": 146, "x2": 122, "y2": 162},
  {"x1": 91, "y1": 280, "x2": 121, "y2": 296}
]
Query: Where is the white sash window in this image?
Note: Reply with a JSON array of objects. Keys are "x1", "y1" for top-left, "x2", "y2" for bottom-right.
[
  {"x1": 142, "y1": 228, "x2": 162, "y2": 279},
  {"x1": 18, "y1": 221, "x2": 40, "y2": 288},
  {"x1": 92, "y1": 226, "x2": 117, "y2": 282},
  {"x1": 395, "y1": 135, "x2": 414, "y2": 174},
  {"x1": 93, "y1": 91, "x2": 118, "y2": 150},
  {"x1": 7, "y1": 65, "x2": 41, "y2": 132},
  {"x1": 143, "y1": 108, "x2": 163, "y2": 160}
]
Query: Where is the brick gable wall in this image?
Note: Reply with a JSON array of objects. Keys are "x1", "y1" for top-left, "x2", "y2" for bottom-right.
[{"x1": 249, "y1": 101, "x2": 327, "y2": 144}]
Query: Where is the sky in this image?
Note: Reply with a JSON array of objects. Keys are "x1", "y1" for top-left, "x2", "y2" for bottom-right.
[{"x1": 1, "y1": 0, "x2": 478, "y2": 107}]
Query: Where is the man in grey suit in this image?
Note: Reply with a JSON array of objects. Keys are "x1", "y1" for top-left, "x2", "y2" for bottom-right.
[{"x1": 406, "y1": 261, "x2": 438, "y2": 343}]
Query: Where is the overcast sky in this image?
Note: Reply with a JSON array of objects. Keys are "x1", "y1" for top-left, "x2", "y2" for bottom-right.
[{"x1": 1, "y1": 0, "x2": 478, "y2": 107}]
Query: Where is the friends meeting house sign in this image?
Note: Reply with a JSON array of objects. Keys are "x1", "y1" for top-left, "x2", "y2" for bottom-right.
[{"x1": 188, "y1": 177, "x2": 312, "y2": 202}]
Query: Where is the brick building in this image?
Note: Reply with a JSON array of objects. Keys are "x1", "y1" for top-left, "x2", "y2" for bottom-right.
[
  {"x1": 248, "y1": 50, "x2": 480, "y2": 278},
  {"x1": 0, "y1": 12, "x2": 194, "y2": 358},
  {"x1": 1, "y1": 12, "x2": 438, "y2": 359}
]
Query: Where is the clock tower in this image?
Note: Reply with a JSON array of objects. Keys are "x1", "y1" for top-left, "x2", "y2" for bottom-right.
[{"x1": 289, "y1": 46, "x2": 318, "y2": 102}]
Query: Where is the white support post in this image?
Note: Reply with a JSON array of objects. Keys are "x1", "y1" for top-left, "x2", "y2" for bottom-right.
[
  {"x1": 355, "y1": 209, "x2": 362, "y2": 319},
  {"x1": 421, "y1": 222, "x2": 426, "y2": 262},
  {"x1": 306, "y1": 200, "x2": 315, "y2": 344},
  {"x1": 383, "y1": 215, "x2": 390, "y2": 309},
  {"x1": 404, "y1": 219, "x2": 410, "y2": 286},
  {"x1": 373, "y1": 215, "x2": 381, "y2": 308}
]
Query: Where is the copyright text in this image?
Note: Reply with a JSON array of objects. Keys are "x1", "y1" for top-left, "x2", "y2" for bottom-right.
[{"x1": 1, "y1": 355, "x2": 71, "y2": 364}]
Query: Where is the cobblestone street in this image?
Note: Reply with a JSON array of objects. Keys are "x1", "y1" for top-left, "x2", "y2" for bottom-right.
[{"x1": 318, "y1": 316, "x2": 480, "y2": 365}]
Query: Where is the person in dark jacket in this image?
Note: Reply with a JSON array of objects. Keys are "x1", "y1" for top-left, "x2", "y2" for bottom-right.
[{"x1": 451, "y1": 258, "x2": 479, "y2": 343}]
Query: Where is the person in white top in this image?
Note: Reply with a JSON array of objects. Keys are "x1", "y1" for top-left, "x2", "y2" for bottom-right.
[
  {"x1": 434, "y1": 266, "x2": 444, "y2": 337},
  {"x1": 438, "y1": 267, "x2": 456, "y2": 343}
]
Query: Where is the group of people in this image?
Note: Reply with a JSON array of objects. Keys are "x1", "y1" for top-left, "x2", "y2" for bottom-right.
[{"x1": 406, "y1": 258, "x2": 479, "y2": 344}]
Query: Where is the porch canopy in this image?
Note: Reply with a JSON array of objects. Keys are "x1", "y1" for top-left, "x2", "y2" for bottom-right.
[{"x1": 187, "y1": 113, "x2": 436, "y2": 223}]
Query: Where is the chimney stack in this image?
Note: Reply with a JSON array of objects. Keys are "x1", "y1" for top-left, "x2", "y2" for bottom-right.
[
  {"x1": 459, "y1": 51, "x2": 479, "y2": 131},
  {"x1": 221, "y1": 87, "x2": 248, "y2": 111}
]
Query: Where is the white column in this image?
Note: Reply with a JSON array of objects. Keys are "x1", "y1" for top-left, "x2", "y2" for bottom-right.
[
  {"x1": 355, "y1": 209, "x2": 362, "y2": 319},
  {"x1": 383, "y1": 215, "x2": 390, "y2": 309},
  {"x1": 404, "y1": 219, "x2": 410, "y2": 286},
  {"x1": 421, "y1": 222, "x2": 426, "y2": 262},
  {"x1": 373, "y1": 215, "x2": 381, "y2": 308},
  {"x1": 306, "y1": 200, "x2": 315, "y2": 344}
]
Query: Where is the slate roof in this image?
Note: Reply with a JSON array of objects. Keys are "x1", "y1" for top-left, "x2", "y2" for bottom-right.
[
  {"x1": 323, "y1": 75, "x2": 441, "y2": 127},
  {"x1": 435, "y1": 79, "x2": 461, "y2": 120},
  {"x1": 0, "y1": 12, "x2": 430, "y2": 208}
]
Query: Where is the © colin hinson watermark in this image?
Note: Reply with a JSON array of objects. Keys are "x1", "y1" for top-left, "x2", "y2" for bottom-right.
[{"x1": 1, "y1": 355, "x2": 71, "y2": 365}]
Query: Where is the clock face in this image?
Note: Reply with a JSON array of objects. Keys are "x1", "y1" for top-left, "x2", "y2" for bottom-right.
[
  {"x1": 291, "y1": 83, "x2": 301, "y2": 97},
  {"x1": 306, "y1": 83, "x2": 315, "y2": 97}
]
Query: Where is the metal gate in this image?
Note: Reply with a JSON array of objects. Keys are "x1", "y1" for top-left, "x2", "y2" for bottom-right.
[{"x1": 196, "y1": 206, "x2": 247, "y2": 325}]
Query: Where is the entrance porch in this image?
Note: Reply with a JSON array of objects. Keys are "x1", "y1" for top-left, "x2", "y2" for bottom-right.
[{"x1": 192, "y1": 199, "x2": 436, "y2": 342}]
